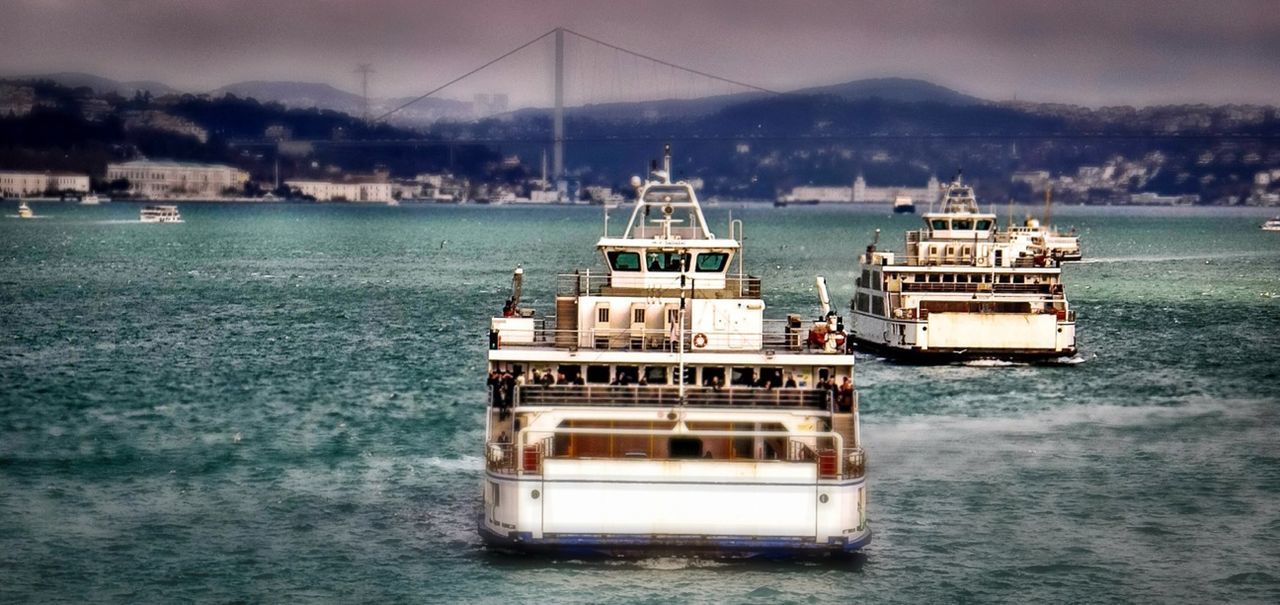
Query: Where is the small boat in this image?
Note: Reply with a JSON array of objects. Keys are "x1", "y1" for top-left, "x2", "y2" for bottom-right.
[
  {"x1": 80, "y1": 194, "x2": 103, "y2": 205},
  {"x1": 140, "y1": 205, "x2": 182, "y2": 223},
  {"x1": 17, "y1": 200, "x2": 34, "y2": 219},
  {"x1": 892, "y1": 194, "x2": 915, "y2": 214},
  {"x1": 1263, "y1": 217, "x2": 1280, "y2": 231}
]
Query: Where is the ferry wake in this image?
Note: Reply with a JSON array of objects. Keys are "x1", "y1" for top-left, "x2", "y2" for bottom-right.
[{"x1": 480, "y1": 147, "x2": 869, "y2": 558}]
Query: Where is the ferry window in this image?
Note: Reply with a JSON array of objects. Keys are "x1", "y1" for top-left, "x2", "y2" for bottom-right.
[
  {"x1": 855, "y1": 293, "x2": 870, "y2": 313},
  {"x1": 731, "y1": 367, "x2": 756, "y2": 386},
  {"x1": 758, "y1": 368, "x2": 783, "y2": 388},
  {"x1": 597, "y1": 307, "x2": 610, "y2": 323},
  {"x1": 646, "y1": 251, "x2": 689, "y2": 272},
  {"x1": 953, "y1": 219, "x2": 974, "y2": 230},
  {"x1": 615, "y1": 366, "x2": 639, "y2": 384},
  {"x1": 861, "y1": 269, "x2": 871, "y2": 287},
  {"x1": 644, "y1": 366, "x2": 668, "y2": 385},
  {"x1": 490, "y1": 481, "x2": 500, "y2": 508},
  {"x1": 586, "y1": 365, "x2": 611, "y2": 384},
  {"x1": 871, "y1": 271, "x2": 881, "y2": 290},
  {"x1": 682, "y1": 366, "x2": 696, "y2": 385},
  {"x1": 976, "y1": 219, "x2": 993, "y2": 230},
  {"x1": 607, "y1": 251, "x2": 641, "y2": 271},
  {"x1": 701, "y1": 366, "x2": 725, "y2": 386},
  {"x1": 632, "y1": 308, "x2": 646, "y2": 324},
  {"x1": 872, "y1": 296, "x2": 886, "y2": 316},
  {"x1": 558, "y1": 364, "x2": 582, "y2": 383},
  {"x1": 931, "y1": 219, "x2": 948, "y2": 230},
  {"x1": 669, "y1": 437, "x2": 703, "y2": 459},
  {"x1": 695, "y1": 252, "x2": 730, "y2": 272},
  {"x1": 643, "y1": 187, "x2": 692, "y2": 205}
]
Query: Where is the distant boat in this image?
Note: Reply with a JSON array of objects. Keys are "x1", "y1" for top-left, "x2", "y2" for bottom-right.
[
  {"x1": 140, "y1": 205, "x2": 182, "y2": 223},
  {"x1": 80, "y1": 194, "x2": 104, "y2": 205},
  {"x1": 387, "y1": 198, "x2": 401, "y2": 206},
  {"x1": 1263, "y1": 217, "x2": 1280, "y2": 232},
  {"x1": 892, "y1": 194, "x2": 915, "y2": 214},
  {"x1": 17, "y1": 200, "x2": 34, "y2": 219}
]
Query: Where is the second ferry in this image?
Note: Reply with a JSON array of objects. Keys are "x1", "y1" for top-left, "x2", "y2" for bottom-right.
[
  {"x1": 480, "y1": 147, "x2": 869, "y2": 557},
  {"x1": 850, "y1": 176, "x2": 1077, "y2": 362}
]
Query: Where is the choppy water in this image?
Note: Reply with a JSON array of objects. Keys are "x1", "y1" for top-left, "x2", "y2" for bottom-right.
[{"x1": 2, "y1": 201, "x2": 1279, "y2": 603}]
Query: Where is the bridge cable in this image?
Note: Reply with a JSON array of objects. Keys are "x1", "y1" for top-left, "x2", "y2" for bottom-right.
[
  {"x1": 561, "y1": 28, "x2": 780, "y2": 96},
  {"x1": 374, "y1": 28, "x2": 558, "y2": 122}
]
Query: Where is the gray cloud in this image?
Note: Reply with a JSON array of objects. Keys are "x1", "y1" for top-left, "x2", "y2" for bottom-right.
[{"x1": 1, "y1": 0, "x2": 1277, "y2": 106}]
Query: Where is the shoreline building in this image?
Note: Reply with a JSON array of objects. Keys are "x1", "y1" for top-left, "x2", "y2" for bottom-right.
[
  {"x1": 285, "y1": 179, "x2": 393, "y2": 203},
  {"x1": 0, "y1": 171, "x2": 90, "y2": 196},
  {"x1": 107, "y1": 160, "x2": 249, "y2": 199},
  {"x1": 778, "y1": 176, "x2": 940, "y2": 205}
]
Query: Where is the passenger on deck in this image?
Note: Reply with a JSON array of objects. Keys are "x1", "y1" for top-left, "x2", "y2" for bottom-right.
[
  {"x1": 709, "y1": 375, "x2": 723, "y2": 392},
  {"x1": 838, "y1": 377, "x2": 854, "y2": 412},
  {"x1": 784, "y1": 373, "x2": 798, "y2": 388},
  {"x1": 556, "y1": 372, "x2": 567, "y2": 385},
  {"x1": 487, "y1": 371, "x2": 502, "y2": 406},
  {"x1": 539, "y1": 371, "x2": 555, "y2": 387}
]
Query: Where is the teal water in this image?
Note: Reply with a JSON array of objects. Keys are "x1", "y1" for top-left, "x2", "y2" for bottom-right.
[{"x1": 2, "y1": 201, "x2": 1279, "y2": 603}]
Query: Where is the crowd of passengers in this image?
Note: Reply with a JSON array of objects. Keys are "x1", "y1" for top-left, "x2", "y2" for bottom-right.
[{"x1": 487, "y1": 369, "x2": 855, "y2": 412}]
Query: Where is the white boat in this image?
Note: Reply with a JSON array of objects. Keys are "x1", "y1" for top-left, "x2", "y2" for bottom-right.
[
  {"x1": 80, "y1": 194, "x2": 103, "y2": 205},
  {"x1": 480, "y1": 146, "x2": 870, "y2": 557},
  {"x1": 1004, "y1": 217, "x2": 1082, "y2": 262},
  {"x1": 17, "y1": 200, "x2": 34, "y2": 219},
  {"x1": 892, "y1": 194, "x2": 915, "y2": 214},
  {"x1": 1263, "y1": 217, "x2": 1280, "y2": 231},
  {"x1": 140, "y1": 205, "x2": 182, "y2": 223},
  {"x1": 849, "y1": 176, "x2": 1077, "y2": 362}
]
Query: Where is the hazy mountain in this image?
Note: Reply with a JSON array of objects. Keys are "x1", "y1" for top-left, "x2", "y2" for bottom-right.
[
  {"x1": 792, "y1": 77, "x2": 984, "y2": 105},
  {"x1": 19, "y1": 72, "x2": 179, "y2": 97},
  {"x1": 213, "y1": 81, "x2": 471, "y2": 125}
]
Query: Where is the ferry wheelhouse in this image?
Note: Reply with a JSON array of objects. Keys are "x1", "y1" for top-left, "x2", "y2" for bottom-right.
[
  {"x1": 850, "y1": 177, "x2": 1077, "y2": 362},
  {"x1": 481, "y1": 148, "x2": 869, "y2": 557},
  {"x1": 1005, "y1": 217, "x2": 1082, "y2": 262},
  {"x1": 140, "y1": 205, "x2": 182, "y2": 223}
]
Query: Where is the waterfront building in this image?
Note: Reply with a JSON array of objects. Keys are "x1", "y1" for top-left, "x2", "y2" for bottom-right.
[
  {"x1": 285, "y1": 179, "x2": 393, "y2": 202},
  {"x1": 106, "y1": 160, "x2": 249, "y2": 199},
  {"x1": 0, "y1": 171, "x2": 90, "y2": 196}
]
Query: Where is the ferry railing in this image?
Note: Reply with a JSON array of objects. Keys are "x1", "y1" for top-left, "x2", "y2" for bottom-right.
[
  {"x1": 485, "y1": 442, "x2": 517, "y2": 474},
  {"x1": 900, "y1": 282, "x2": 1054, "y2": 294},
  {"x1": 516, "y1": 426, "x2": 859, "y2": 477},
  {"x1": 556, "y1": 272, "x2": 762, "y2": 298},
  {"x1": 628, "y1": 226, "x2": 706, "y2": 240},
  {"x1": 514, "y1": 385, "x2": 833, "y2": 409},
  {"x1": 491, "y1": 319, "x2": 829, "y2": 353}
]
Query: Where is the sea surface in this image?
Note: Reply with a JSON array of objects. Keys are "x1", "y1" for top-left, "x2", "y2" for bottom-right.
[{"x1": 2, "y1": 201, "x2": 1279, "y2": 603}]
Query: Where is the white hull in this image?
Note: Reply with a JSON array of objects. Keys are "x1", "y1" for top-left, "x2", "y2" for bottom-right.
[
  {"x1": 482, "y1": 458, "x2": 868, "y2": 555},
  {"x1": 852, "y1": 310, "x2": 1075, "y2": 360}
]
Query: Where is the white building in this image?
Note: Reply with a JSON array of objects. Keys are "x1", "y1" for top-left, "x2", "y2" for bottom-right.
[
  {"x1": 0, "y1": 171, "x2": 90, "y2": 196},
  {"x1": 106, "y1": 160, "x2": 249, "y2": 199},
  {"x1": 853, "y1": 176, "x2": 940, "y2": 204},
  {"x1": 285, "y1": 180, "x2": 393, "y2": 202}
]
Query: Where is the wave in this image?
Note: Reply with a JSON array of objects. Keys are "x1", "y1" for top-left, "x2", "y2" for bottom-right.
[{"x1": 1078, "y1": 250, "x2": 1280, "y2": 265}]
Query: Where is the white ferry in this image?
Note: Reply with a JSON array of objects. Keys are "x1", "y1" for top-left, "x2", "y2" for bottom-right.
[
  {"x1": 1263, "y1": 217, "x2": 1280, "y2": 232},
  {"x1": 140, "y1": 205, "x2": 182, "y2": 223},
  {"x1": 17, "y1": 200, "x2": 34, "y2": 219},
  {"x1": 80, "y1": 194, "x2": 104, "y2": 205},
  {"x1": 850, "y1": 177, "x2": 1077, "y2": 362},
  {"x1": 481, "y1": 147, "x2": 869, "y2": 557},
  {"x1": 1005, "y1": 217, "x2": 1082, "y2": 262}
]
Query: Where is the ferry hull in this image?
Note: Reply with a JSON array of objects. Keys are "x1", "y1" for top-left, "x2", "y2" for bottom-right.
[
  {"x1": 852, "y1": 335, "x2": 1075, "y2": 363},
  {"x1": 478, "y1": 518, "x2": 871, "y2": 558}
]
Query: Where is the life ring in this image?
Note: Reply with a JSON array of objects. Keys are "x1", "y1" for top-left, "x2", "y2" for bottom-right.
[{"x1": 693, "y1": 332, "x2": 709, "y2": 348}]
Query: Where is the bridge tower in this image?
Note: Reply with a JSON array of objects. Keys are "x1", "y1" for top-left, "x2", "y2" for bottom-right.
[{"x1": 553, "y1": 28, "x2": 565, "y2": 181}]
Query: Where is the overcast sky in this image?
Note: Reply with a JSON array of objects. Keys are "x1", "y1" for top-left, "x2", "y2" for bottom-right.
[{"x1": 2, "y1": 0, "x2": 1278, "y2": 107}]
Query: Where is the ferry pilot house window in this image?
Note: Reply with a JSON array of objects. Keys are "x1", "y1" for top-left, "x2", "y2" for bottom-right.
[
  {"x1": 695, "y1": 252, "x2": 730, "y2": 272},
  {"x1": 646, "y1": 251, "x2": 689, "y2": 272},
  {"x1": 607, "y1": 251, "x2": 641, "y2": 271},
  {"x1": 931, "y1": 219, "x2": 949, "y2": 230},
  {"x1": 952, "y1": 219, "x2": 973, "y2": 230},
  {"x1": 975, "y1": 219, "x2": 993, "y2": 230}
]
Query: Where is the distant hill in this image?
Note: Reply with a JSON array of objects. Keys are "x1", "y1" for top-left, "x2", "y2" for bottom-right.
[
  {"x1": 792, "y1": 77, "x2": 984, "y2": 105},
  {"x1": 214, "y1": 81, "x2": 471, "y2": 125},
  {"x1": 19, "y1": 72, "x2": 179, "y2": 97}
]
